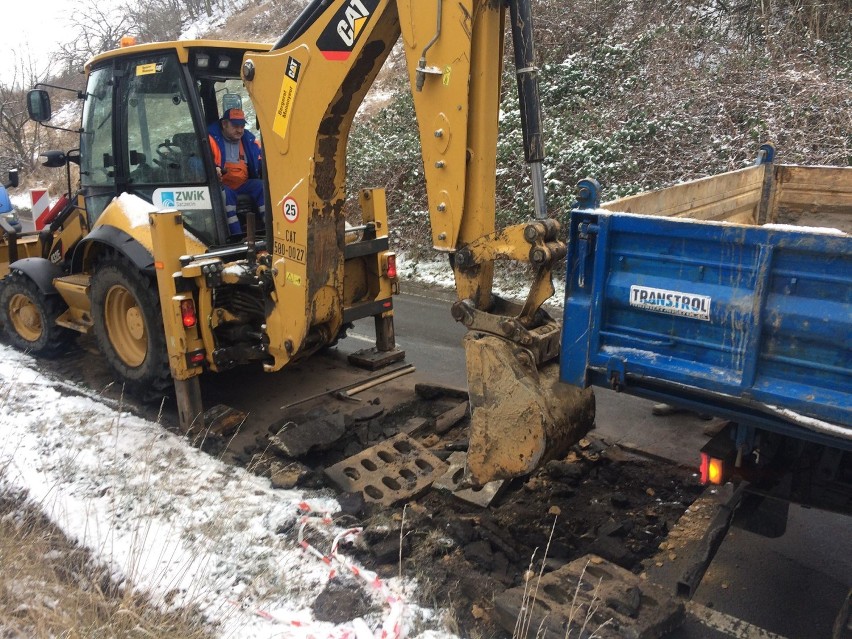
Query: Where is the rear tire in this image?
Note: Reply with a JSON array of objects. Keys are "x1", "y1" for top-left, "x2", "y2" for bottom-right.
[
  {"x1": 0, "y1": 270, "x2": 74, "y2": 356},
  {"x1": 91, "y1": 257, "x2": 171, "y2": 401}
]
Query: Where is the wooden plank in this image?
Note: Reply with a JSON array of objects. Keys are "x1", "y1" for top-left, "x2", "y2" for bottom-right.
[
  {"x1": 602, "y1": 165, "x2": 765, "y2": 224},
  {"x1": 668, "y1": 190, "x2": 762, "y2": 222},
  {"x1": 773, "y1": 165, "x2": 852, "y2": 213}
]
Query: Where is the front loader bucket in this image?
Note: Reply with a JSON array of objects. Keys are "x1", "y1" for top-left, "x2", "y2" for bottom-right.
[{"x1": 464, "y1": 332, "x2": 595, "y2": 485}]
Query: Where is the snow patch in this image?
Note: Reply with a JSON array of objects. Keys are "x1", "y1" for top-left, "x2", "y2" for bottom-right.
[
  {"x1": 762, "y1": 223, "x2": 847, "y2": 236},
  {"x1": 600, "y1": 345, "x2": 662, "y2": 362},
  {"x1": 764, "y1": 405, "x2": 852, "y2": 440},
  {"x1": 116, "y1": 192, "x2": 157, "y2": 227},
  {"x1": 0, "y1": 346, "x2": 458, "y2": 639}
]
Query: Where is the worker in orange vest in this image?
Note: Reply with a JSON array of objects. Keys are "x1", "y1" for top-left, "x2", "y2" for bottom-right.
[{"x1": 207, "y1": 108, "x2": 264, "y2": 236}]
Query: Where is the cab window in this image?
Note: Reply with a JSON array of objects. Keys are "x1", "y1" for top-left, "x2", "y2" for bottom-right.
[
  {"x1": 125, "y1": 56, "x2": 204, "y2": 186},
  {"x1": 122, "y1": 54, "x2": 220, "y2": 243},
  {"x1": 80, "y1": 66, "x2": 116, "y2": 221}
]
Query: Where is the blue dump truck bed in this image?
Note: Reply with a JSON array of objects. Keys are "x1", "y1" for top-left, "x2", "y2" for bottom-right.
[{"x1": 561, "y1": 210, "x2": 852, "y2": 450}]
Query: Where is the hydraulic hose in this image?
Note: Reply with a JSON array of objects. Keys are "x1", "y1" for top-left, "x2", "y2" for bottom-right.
[{"x1": 508, "y1": 0, "x2": 547, "y2": 219}]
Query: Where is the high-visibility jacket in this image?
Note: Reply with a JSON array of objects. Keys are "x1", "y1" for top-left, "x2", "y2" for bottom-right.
[{"x1": 207, "y1": 123, "x2": 262, "y2": 191}]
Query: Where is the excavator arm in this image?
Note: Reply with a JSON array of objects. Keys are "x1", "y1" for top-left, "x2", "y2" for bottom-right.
[{"x1": 243, "y1": 0, "x2": 594, "y2": 484}]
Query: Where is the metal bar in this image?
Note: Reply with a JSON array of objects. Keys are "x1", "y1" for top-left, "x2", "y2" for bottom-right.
[
  {"x1": 343, "y1": 298, "x2": 393, "y2": 324},
  {"x1": 374, "y1": 314, "x2": 396, "y2": 352},
  {"x1": 685, "y1": 601, "x2": 791, "y2": 639},
  {"x1": 643, "y1": 482, "x2": 745, "y2": 599},
  {"x1": 342, "y1": 365, "x2": 415, "y2": 397},
  {"x1": 279, "y1": 364, "x2": 415, "y2": 410},
  {"x1": 174, "y1": 377, "x2": 204, "y2": 435},
  {"x1": 343, "y1": 236, "x2": 390, "y2": 259},
  {"x1": 180, "y1": 241, "x2": 268, "y2": 265},
  {"x1": 740, "y1": 245, "x2": 773, "y2": 389}
]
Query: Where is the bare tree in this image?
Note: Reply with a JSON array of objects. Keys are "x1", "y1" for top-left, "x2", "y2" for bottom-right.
[
  {"x1": 122, "y1": 0, "x2": 184, "y2": 43},
  {"x1": 716, "y1": 0, "x2": 852, "y2": 46},
  {"x1": 0, "y1": 53, "x2": 48, "y2": 176},
  {"x1": 179, "y1": 0, "x2": 213, "y2": 19},
  {"x1": 55, "y1": 0, "x2": 135, "y2": 75}
]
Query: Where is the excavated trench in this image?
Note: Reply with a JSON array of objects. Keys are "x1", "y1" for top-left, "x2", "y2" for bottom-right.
[{"x1": 26, "y1": 334, "x2": 703, "y2": 638}]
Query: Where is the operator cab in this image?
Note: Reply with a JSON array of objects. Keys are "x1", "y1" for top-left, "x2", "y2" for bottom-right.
[{"x1": 31, "y1": 40, "x2": 271, "y2": 248}]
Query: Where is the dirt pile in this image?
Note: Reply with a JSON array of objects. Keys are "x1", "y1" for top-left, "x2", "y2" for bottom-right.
[
  {"x1": 223, "y1": 386, "x2": 703, "y2": 638},
  {"x1": 28, "y1": 342, "x2": 703, "y2": 637}
]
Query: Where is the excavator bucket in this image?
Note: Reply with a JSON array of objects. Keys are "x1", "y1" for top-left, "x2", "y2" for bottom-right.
[{"x1": 464, "y1": 332, "x2": 595, "y2": 485}]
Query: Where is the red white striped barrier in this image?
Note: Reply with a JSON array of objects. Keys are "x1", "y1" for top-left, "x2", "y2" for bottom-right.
[{"x1": 30, "y1": 189, "x2": 49, "y2": 229}]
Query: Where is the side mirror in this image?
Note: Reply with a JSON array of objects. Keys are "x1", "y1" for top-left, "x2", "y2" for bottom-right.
[
  {"x1": 222, "y1": 92, "x2": 242, "y2": 113},
  {"x1": 27, "y1": 89, "x2": 52, "y2": 122},
  {"x1": 7, "y1": 169, "x2": 19, "y2": 189},
  {"x1": 40, "y1": 151, "x2": 68, "y2": 168}
]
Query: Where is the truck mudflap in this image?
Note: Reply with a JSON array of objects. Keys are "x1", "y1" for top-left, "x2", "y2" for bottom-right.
[{"x1": 561, "y1": 210, "x2": 852, "y2": 448}]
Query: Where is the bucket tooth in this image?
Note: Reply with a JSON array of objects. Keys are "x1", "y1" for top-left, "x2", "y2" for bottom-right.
[{"x1": 464, "y1": 332, "x2": 595, "y2": 485}]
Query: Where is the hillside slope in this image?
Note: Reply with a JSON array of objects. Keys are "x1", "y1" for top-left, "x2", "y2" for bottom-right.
[
  {"x1": 15, "y1": 0, "x2": 852, "y2": 256},
  {"x1": 345, "y1": 0, "x2": 851, "y2": 253}
]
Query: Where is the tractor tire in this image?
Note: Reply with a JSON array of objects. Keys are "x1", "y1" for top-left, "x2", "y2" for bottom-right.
[
  {"x1": 0, "y1": 270, "x2": 75, "y2": 356},
  {"x1": 90, "y1": 257, "x2": 171, "y2": 402}
]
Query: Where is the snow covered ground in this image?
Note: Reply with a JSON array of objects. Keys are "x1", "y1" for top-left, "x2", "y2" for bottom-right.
[{"x1": 0, "y1": 345, "x2": 458, "y2": 639}]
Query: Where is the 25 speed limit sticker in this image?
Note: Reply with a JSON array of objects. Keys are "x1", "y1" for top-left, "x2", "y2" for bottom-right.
[{"x1": 283, "y1": 197, "x2": 299, "y2": 223}]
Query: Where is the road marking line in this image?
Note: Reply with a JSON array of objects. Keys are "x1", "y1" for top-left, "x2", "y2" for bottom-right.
[
  {"x1": 686, "y1": 601, "x2": 790, "y2": 639},
  {"x1": 344, "y1": 332, "x2": 418, "y2": 350},
  {"x1": 346, "y1": 332, "x2": 376, "y2": 344}
]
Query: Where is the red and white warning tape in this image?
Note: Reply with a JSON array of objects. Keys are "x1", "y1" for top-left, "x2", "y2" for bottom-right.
[{"x1": 246, "y1": 500, "x2": 406, "y2": 638}]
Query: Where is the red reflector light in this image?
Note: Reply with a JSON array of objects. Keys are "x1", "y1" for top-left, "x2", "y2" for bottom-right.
[
  {"x1": 189, "y1": 351, "x2": 206, "y2": 364},
  {"x1": 699, "y1": 452, "x2": 725, "y2": 485},
  {"x1": 180, "y1": 299, "x2": 197, "y2": 328},
  {"x1": 386, "y1": 254, "x2": 397, "y2": 279}
]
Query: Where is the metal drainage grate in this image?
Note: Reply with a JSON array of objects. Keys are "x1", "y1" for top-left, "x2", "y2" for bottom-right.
[{"x1": 324, "y1": 434, "x2": 448, "y2": 506}]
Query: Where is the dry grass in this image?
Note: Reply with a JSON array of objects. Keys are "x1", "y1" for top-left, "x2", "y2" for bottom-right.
[
  {"x1": 512, "y1": 517, "x2": 613, "y2": 639},
  {"x1": 0, "y1": 483, "x2": 213, "y2": 639}
]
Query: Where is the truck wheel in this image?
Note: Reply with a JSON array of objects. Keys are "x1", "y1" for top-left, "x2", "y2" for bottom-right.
[
  {"x1": 0, "y1": 270, "x2": 74, "y2": 356},
  {"x1": 91, "y1": 257, "x2": 171, "y2": 401}
]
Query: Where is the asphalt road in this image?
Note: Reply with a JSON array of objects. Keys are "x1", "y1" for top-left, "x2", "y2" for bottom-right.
[{"x1": 340, "y1": 283, "x2": 851, "y2": 639}]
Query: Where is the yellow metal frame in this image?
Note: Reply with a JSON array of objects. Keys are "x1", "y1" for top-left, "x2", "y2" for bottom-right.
[
  {"x1": 85, "y1": 39, "x2": 272, "y2": 71},
  {"x1": 242, "y1": 0, "x2": 521, "y2": 370}
]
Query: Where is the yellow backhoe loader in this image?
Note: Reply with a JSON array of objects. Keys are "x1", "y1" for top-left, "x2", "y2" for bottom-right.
[{"x1": 14, "y1": 0, "x2": 594, "y2": 485}]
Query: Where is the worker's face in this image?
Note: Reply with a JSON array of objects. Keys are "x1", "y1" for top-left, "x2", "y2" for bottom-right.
[{"x1": 222, "y1": 119, "x2": 245, "y2": 142}]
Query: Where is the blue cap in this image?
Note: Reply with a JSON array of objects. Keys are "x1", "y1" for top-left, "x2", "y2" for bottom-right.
[{"x1": 222, "y1": 108, "x2": 246, "y2": 125}]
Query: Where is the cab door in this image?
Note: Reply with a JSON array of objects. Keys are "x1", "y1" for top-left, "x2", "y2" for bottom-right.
[
  {"x1": 80, "y1": 63, "x2": 119, "y2": 225},
  {"x1": 82, "y1": 52, "x2": 227, "y2": 246}
]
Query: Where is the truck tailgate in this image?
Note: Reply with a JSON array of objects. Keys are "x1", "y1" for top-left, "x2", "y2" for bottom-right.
[{"x1": 561, "y1": 210, "x2": 852, "y2": 448}]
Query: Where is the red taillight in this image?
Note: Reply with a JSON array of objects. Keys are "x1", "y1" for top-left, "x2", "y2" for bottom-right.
[
  {"x1": 180, "y1": 299, "x2": 197, "y2": 328},
  {"x1": 385, "y1": 254, "x2": 397, "y2": 279},
  {"x1": 188, "y1": 351, "x2": 206, "y2": 364},
  {"x1": 699, "y1": 452, "x2": 725, "y2": 485}
]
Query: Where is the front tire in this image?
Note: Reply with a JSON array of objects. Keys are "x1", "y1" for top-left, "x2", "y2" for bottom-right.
[
  {"x1": 0, "y1": 270, "x2": 74, "y2": 356},
  {"x1": 91, "y1": 257, "x2": 171, "y2": 401}
]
